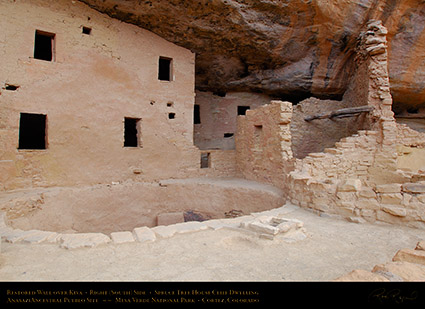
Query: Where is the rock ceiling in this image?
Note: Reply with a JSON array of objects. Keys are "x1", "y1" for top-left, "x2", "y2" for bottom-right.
[{"x1": 80, "y1": 0, "x2": 425, "y2": 107}]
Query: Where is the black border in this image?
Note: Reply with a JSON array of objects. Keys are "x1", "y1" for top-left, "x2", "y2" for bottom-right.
[{"x1": 1, "y1": 281, "x2": 424, "y2": 306}]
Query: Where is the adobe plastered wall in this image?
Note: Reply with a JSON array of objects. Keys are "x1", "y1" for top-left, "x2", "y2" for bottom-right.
[
  {"x1": 0, "y1": 0, "x2": 202, "y2": 190},
  {"x1": 194, "y1": 91, "x2": 271, "y2": 150}
]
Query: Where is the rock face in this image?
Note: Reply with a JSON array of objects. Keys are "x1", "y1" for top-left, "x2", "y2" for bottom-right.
[{"x1": 80, "y1": 0, "x2": 425, "y2": 107}]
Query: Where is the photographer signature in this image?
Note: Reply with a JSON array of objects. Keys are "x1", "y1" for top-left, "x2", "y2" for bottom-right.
[{"x1": 369, "y1": 288, "x2": 418, "y2": 304}]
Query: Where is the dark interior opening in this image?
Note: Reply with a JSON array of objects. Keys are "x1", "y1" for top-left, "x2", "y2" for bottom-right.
[
  {"x1": 158, "y1": 57, "x2": 172, "y2": 81},
  {"x1": 213, "y1": 91, "x2": 226, "y2": 97},
  {"x1": 168, "y1": 113, "x2": 176, "y2": 119},
  {"x1": 407, "y1": 106, "x2": 419, "y2": 114},
  {"x1": 18, "y1": 113, "x2": 47, "y2": 150},
  {"x1": 5, "y1": 84, "x2": 19, "y2": 91},
  {"x1": 224, "y1": 133, "x2": 234, "y2": 138},
  {"x1": 194, "y1": 104, "x2": 201, "y2": 124},
  {"x1": 124, "y1": 117, "x2": 140, "y2": 147},
  {"x1": 82, "y1": 26, "x2": 92, "y2": 35},
  {"x1": 200, "y1": 152, "x2": 210, "y2": 169},
  {"x1": 34, "y1": 30, "x2": 54, "y2": 61},
  {"x1": 237, "y1": 106, "x2": 250, "y2": 116}
]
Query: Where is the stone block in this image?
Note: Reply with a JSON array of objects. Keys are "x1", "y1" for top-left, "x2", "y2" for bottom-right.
[
  {"x1": 174, "y1": 221, "x2": 209, "y2": 234},
  {"x1": 379, "y1": 193, "x2": 403, "y2": 205},
  {"x1": 22, "y1": 231, "x2": 59, "y2": 244},
  {"x1": 156, "y1": 212, "x2": 185, "y2": 226},
  {"x1": 372, "y1": 262, "x2": 425, "y2": 282},
  {"x1": 359, "y1": 188, "x2": 376, "y2": 198},
  {"x1": 402, "y1": 183, "x2": 425, "y2": 194},
  {"x1": 347, "y1": 217, "x2": 366, "y2": 224},
  {"x1": 375, "y1": 184, "x2": 401, "y2": 193},
  {"x1": 338, "y1": 179, "x2": 362, "y2": 192},
  {"x1": 276, "y1": 221, "x2": 298, "y2": 233},
  {"x1": 360, "y1": 209, "x2": 377, "y2": 222},
  {"x1": 133, "y1": 227, "x2": 156, "y2": 243},
  {"x1": 152, "y1": 225, "x2": 177, "y2": 238},
  {"x1": 393, "y1": 248, "x2": 425, "y2": 266},
  {"x1": 247, "y1": 221, "x2": 279, "y2": 235},
  {"x1": 381, "y1": 205, "x2": 407, "y2": 217},
  {"x1": 416, "y1": 194, "x2": 425, "y2": 204},
  {"x1": 5, "y1": 230, "x2": 40, "y2": 243},
  {"x1": 334, "y1": 269, "x2": 389, "y2": 282},
  {"x1": 111, "y1": 231, "x2": 135, "y2": 244},
  {"x1": 59, "y1": 233, "x2": 111, "y2": 249},
  {"x1": 356, "y1": 198, "x2": 380, "y2": 210}
]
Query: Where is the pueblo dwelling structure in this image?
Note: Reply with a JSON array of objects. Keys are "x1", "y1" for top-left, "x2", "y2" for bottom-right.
[{"x1": 1, "y1": 0, "x2": 425, "y2": 242}]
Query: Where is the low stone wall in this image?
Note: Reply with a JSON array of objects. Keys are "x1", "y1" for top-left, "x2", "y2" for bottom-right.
[
  {"x1": 287, "y1": 127, "x2": 425, "y2": 229},
  {"x1": 0, "y1": 204, "x2": 304, "y2": 249}
]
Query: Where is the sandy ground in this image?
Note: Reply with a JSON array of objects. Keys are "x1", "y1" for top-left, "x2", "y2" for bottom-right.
[{"x1": 0, "y1": 205, "x2": 424, "y2": 281}]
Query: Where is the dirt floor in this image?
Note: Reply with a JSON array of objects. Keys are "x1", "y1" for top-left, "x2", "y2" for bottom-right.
[{"x1": 0, "y1": 204, "x2": 424, "y2": 281}]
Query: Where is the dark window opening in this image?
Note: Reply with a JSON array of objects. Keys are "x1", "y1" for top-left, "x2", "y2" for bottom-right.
[
  {"x1": 18, "y1": 113, "x2": 47, "y2": 150},
  {"x1": 34, "y1": 30, "x2": 55, "y2": 61},
  {"x1": 194, "y1": 104, "x2": 201, "y2": 124},
  {"x1": 167, "y1": 102, "x2": 174, "y2": 107},
  {"x1": 5, "y1": 84, "x2": 19, "y2": 91},
  {"x1": 407, "y1": 107, "x2": 419, "y2": 114},
  {"x1": 238, "y1": 106, "x2": 250, "y2": 116},
  {"x1": 224, "y1": 133, "x2": 234, "y2": 138},
  {"x1": 158, "y1": 57, "x2": 172, "y2": 81},
  {"x1": 200, "y1": 152, "x2": 210, "y2": 169},
  {"x1": 82, "y1": 26, "x2": 92, "y2": 35},
  {"x1": 168, "y1": 113, "x2": 176, "y2": 119},
  {"x1": 213, "y1": 91, "x2": 226, "y2": 97},
  {"x1": 124, "y1": 117, "x2": 140, "y2": 147}
]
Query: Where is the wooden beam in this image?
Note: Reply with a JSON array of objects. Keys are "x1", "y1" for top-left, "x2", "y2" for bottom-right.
[{"x1": 304, "y1": 105, "x2": 374, "y2": 122}]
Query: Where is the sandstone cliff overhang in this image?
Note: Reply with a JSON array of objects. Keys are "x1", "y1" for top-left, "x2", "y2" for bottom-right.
[{"x1": 80, "y1": 0, "x2": 425, "y2": 107}]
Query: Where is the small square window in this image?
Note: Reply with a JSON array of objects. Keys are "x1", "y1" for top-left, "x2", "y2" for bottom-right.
[
  {"x1": 124, "y1": 117, "x2": 141, "y2": 147},
  {"x1": 18, "y1": 113, "x2": 47, "y2": 150},
  {"x1": 82, "y1": 26, "x2": 92, "y2": 35},
  {"x1": 34, "y1": 30, "x2": 55, "y2": 62},
  {"x1": 168, "y1": 113, "x2": 176, "y2": 119},
  {"x1": 158, "y1": 57, "x2": 172, "y2": 81},
  {"x1": 237, "y1": 106, "x2": 250, "y2": 116}
]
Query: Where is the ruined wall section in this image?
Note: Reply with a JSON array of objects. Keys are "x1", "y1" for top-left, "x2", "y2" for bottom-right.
[
  {"x1": 235, "y1": 101, "x2": 293, "y2": 189},
  {"x1": 291, "y1": 98, "x2": 368, "y2": 159},
  {"x1": 286, "y1": 20, "x2": 425, "y2": 229},
  {"x1": 0, "y1": 0, "x2": 201, "y2": 190}
]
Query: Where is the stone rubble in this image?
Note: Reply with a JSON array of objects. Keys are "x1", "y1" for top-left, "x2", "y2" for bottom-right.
[{"x1": 335, "y1": 240, "x2": 425, "y2": 281}]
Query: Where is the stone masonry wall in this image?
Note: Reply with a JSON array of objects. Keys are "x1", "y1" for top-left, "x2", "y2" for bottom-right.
[
  {"x1": 235, "y1": 101, "x2": 293, "y2": 189},
  {"x1": 291, "y1": 97, "x2": 368, "y2": 159},
  {"x1": 286, "y1": 20, "x2": 425, "y2": 229}
]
